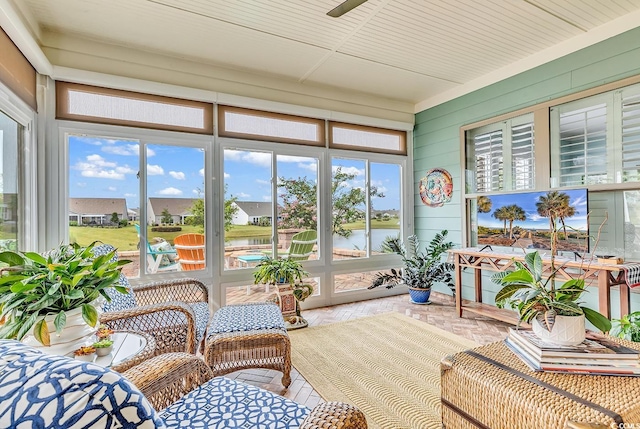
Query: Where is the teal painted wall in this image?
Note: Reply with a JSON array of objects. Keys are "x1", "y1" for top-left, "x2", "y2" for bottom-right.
[{"x1": 414, "y1": 26, "x2": 640, "y2": 314}]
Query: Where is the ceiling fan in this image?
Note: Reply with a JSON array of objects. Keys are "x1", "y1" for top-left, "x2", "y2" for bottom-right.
[{"x1": 326, "y1": 0, "x2": 369, "y2": 17}]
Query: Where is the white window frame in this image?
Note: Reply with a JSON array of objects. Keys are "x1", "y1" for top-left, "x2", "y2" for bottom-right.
[
  {"x1": 466, "y1": 113, "x2": 534, "y2": 193},
  {"x1": 59, "y1": 121, "x2": 214, "y2": 283},
  {"x1": 0, "y1": 80, "x2": 37, "y2": 251}
]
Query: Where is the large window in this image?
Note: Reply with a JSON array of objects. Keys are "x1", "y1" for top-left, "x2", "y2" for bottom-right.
[
  {"x1": 66, "y1": 129, "x2": 210, "y2": 279},
  {"x1": 0, "y1": 110, "x2": 21, "y2": 251},
  {"x1": 466, "y1": 114, "x2": 534, "y2": 193},
  {"x1": 550, "y1": 83, "x2": 640, "y2": 187}
]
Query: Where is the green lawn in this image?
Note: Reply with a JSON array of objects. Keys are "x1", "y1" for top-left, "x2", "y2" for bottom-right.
[{"x1": 69, "y1": 221, "x2": 398, "y2": 251}]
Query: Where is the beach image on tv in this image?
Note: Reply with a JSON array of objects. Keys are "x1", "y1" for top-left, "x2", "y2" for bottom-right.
[{"x1": 476, "y1": 189, "x2": 589, "y2": 252}]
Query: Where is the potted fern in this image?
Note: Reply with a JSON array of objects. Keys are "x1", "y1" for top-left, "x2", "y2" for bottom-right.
[
  {"x1": 253, "y1": 256, "x2": 313, "y2": 329},
  {"x1": 368, "y1": 230, "x2": 455, "y2": 304},
  {"x1": 0, "y1": 241, "x2": 130, "y2": 355}
]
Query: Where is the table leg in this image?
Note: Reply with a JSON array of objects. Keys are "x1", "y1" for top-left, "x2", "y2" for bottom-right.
[
  {"x1": 598, "y1": 269, "x2": 611, "y2": 319},
  {"x1": 620, "y1": 282, "x2": 630, "y2": 318},
  {"x1": 455, "y1": 255, "x2": 463, "y2": 317},
  {"x1": 475, "y1": 268, "x2": 482, "y2": 303}
]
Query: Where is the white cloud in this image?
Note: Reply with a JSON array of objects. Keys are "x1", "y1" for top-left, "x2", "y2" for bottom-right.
[
  {"x1": 224, "y1": 172, "x2": 230, "y2": 179},
  {"x1": 147, "y1": 164, "x2": 164, "y2": 175},
  {"x1": 147, "y1": 147, "x2": 156, "y2": 157},
  {"x1": 108, "y1": 186, "x2": 117, "y2": 191},
  {"x1": 262, "y1": 195, "x2": 271, "y2": 201},
  {"x1": 169, "y1": 171, "x2": 185, "y2": 180},
  {"x1": 102, "y1": 144, "x2": 144, "y2": 156},
  {"x1": 237, "y1": 192, "x2": 250, "y2": 198},
  {"x1": 298, "y1": 162, "x2": 317, "y2": 172},
  {"x1": 192, "y1": 189, "x2": 200, "y2": 195},
  {"x1": 124, "y1": 193, "x2": 136, "y2": 197},
  {"x1": 256, "y1": 179, "x2": 270, "y2": 185},
  {"x1": 332, "y1": 165, "x2": 364, "y2": 176},
  {"x1": 73, "y1": 154, "x2": 136, "y2": 180},
  {"x1": 278, "y1": 155, "x2": 313, "y2": 163},
  {"x1": 158, "y1": 187, "x2": 183, "y2": 195},
  {"x1": 199, "y1": 168, "x2": 205, "y2": 177},
  {"x1": 224, "y1": 150, "x2": 270, "y2": 167},
  {"x1": 77, "y1": 182, "x2": 87, "y2": 187}
]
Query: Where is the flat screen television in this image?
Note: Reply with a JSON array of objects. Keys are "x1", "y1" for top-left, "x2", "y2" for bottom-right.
[{"x1": 475, "y1": 189, "x2": 589, "y2": 253}]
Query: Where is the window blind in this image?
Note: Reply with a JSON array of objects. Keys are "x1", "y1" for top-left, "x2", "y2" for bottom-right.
[
  {"x1": 557, "y1": 103, "x2": 607, "y2": 186},
  {"x1": 621, "y1": 92, "x2": 640, "y2": 183},
  {"x1": 474, "y1": 129, "x2": 503, "y2": 192},
  {"x1": 511, "y1": 122, "x2": 534, "y2": 190}
]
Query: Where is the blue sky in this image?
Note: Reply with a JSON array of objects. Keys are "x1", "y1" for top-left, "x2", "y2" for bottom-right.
[
  {"x1": 477, "y1": 189, "x2": 589, "y2": 231},
  {"x1": 69, "y1": 137, "x2": 401, "y2": 211}
]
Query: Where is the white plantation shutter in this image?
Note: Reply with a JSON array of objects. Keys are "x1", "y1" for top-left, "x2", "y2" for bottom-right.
[
  {"x1": 474, "y1": 129, "x2": 503, "y2": 192},
  {"x1": 511, "y1": 122, "x2": 534, "y2": 190},
  {"x1": 555, "y1": 102, "x2": 608, "y2": 186},
  {"x1": 468, "y1": 114, "x2": 534, "y2": 193},
  {"x1": 621, "y1": 92, "x2": 640, "y2": 183}
]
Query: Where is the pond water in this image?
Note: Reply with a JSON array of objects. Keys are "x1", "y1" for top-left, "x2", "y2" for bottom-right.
[{"x1": 226, "y1": 229, "x2": 399, "y2": 251}]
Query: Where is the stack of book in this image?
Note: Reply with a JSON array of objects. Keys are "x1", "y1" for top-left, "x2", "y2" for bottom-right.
[{"x1": 505, "y1": 328, "x2": 640, "y2": 376}]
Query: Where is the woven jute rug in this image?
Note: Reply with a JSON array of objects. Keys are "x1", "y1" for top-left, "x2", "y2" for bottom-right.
[{"x1": 289, "y1": 312, "x2": 478, "y2": 429}]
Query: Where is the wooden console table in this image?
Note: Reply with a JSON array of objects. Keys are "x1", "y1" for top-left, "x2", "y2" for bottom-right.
[{"x1": 449, "y1": 247, "x2": 632, "y2": 324}]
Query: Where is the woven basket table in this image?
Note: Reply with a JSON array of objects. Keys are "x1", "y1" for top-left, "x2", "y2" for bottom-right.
[
  {"x1": 203, "y1": 302, "x2": 291, "y2": 387},
  {"x1": 441, "y1": 339, "x2": 640, "y2": 429}
]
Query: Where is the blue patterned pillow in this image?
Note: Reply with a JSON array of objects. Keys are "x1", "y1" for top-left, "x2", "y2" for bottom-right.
[
  {"x1": 208, "y1": 303, "x2": 285, "y2": 337},
  {"x1": 92, "y1": 243, "x2": 138, "y2": 312},
  {"x1": 0, "y1": 340, "x2": 166, "y2": 429}
]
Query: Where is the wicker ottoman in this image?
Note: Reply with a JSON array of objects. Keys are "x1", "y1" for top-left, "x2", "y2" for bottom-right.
[
  {"x1": 204, "y1": 302, "x2": 292, "y2": 387},
  {"x1": 441, "y1": 340, "x2": 640, "y2": 428}
]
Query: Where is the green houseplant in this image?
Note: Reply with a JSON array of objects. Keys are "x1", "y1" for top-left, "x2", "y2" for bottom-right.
[
  {"x1": 368, "y1": 230, "x2": 455, "y2": 303},
  {"x1": 0, "y1": 241, "x2": 130, "y2": 350},
  {"x1": 492, "y1": 209, "x2": 612, "y2": 345},
  {"x1": 493, "y1": 251, "x2": 611, "y2": 338},
  {"x1": 253, "y1": 256, "x2": 314, "y2": 329},
  {"x1": 610, "y1": 311, "x2": 640, "y2": 342}
]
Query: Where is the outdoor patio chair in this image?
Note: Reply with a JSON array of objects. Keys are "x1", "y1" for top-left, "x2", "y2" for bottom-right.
[
  {"x1": 173, "y1": 233, "x2": 205, "y2": 271},
  {"x1": 265, "y1": 229, "x2": 317, "y2": 261},
  {"x1": 0, "y1": 341, "x2": 368, "y2": 429},
  {"x1": 134, "y1": 224, "x2": 179, "y2": 273},
  {"x1": 94, "y1": 244, "x2": 210, "y2": 355}
]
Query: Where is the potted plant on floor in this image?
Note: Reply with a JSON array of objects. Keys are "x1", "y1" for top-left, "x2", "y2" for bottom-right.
[
  {"x1": 492, "y1": 212, "x2": 611, "y2": 346},
  {"x1": 368, "y1": 230, "x2": 455, "y2": 304},
  {"x1": 0, "y1": 241, "x2": 130, "y2": 355},
  {"x1": 253, "y1": 256, "x2": 313, "y2": 330}
]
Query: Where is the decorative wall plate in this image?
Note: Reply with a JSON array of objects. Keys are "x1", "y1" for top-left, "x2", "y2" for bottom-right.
[{"x1": 419, "y1": 168, "x2": 453, "y2": 207}]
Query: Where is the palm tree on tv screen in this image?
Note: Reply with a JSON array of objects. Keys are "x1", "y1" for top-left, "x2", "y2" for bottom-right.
[
  {"x1": 535, "y1": 191, "x2": 576, "y2": 239},
  {"x1": 502, "y1": 204, "x2": 526, "y2": 239}
]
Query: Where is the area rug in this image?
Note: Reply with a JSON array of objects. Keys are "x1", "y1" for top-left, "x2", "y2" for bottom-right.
[{"x1": 289, "y1": 312, "x2": 479, "y2": 429}]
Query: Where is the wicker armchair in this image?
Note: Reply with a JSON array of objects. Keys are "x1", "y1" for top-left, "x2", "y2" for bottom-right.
[
  {"x1": 124, "y1": 352, "x2": 368, "y2": 428},
  {"x1": 93, "y1": 245, "x2": 210, "y2": 356}
]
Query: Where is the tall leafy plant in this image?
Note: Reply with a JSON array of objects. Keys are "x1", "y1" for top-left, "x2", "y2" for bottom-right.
[
  {"x1": 0, "y1": 241, "x2": 130, "y2": 345},
  {"x1": 368, "y1": 230, "x2": 455, "y2": 293},
  {"x1": 493, "y1": 209, "x2": 612, "y2": 334}
]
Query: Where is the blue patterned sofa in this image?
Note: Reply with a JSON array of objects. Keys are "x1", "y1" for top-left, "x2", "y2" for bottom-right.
[
  {"x1": 0, "y1": 340, "x2": 367, "y2": 428},
  {"x1": 93, "y1": 244, "x2": 210, "y2": 357}
]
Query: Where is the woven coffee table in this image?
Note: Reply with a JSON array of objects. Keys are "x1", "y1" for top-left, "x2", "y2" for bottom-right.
[{"x1": 203, "y1": 302, "x2": 291, "y2": 387}]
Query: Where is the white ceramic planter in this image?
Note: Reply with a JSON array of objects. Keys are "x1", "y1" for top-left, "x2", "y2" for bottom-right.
[
  {"x1": 532, "y1": 314, "x2": 586, "y2": 346},
  {"x1": 22, "y1": 302, "x2": 102, "y2": 356}
]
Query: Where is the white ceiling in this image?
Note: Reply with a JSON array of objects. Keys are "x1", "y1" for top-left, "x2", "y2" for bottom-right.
[{"x1": 9, "y1": 0, "x2": 640, "y2": 113}]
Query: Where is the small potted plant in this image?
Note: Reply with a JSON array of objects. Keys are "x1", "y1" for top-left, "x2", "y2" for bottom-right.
[
  {"x1": 95, "y1": 325, "x2": 114, "y2": 341},
  {"x1": 368, "y1": 230, "x2": 455, "y2": 304},
  {"x1": 0, "y1": 241, "x2": 130, "y2": 355},
  {"x1": 74, "y1": 345, "x2": 96, "y2": 362},
  {"x1": 492, "y1": 212, "x2": 611, "y2": 346},
  {"x1": 253, "y1": 257, "x2": 313, "y2": 329},
  {"x1": 93, "y1": 339, "x2": 114, "y2": 356}
]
